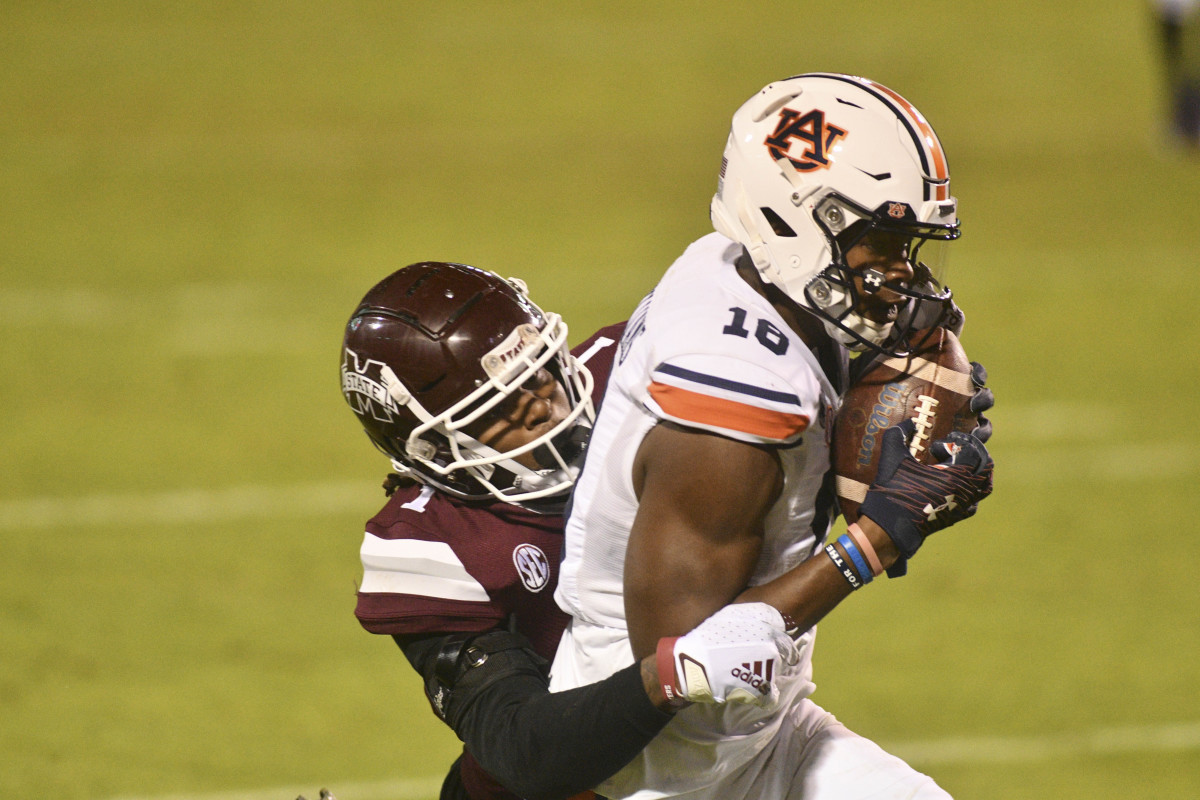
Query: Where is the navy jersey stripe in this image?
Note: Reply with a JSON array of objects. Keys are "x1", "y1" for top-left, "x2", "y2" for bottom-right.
[{"x1": 654, "y1": 362, "x2": 802, "y2": 406}]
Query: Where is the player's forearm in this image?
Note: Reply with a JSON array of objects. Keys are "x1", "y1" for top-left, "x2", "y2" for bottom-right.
[
  {"x1": 640, "y1": 653, "x2": 679, "y2": 710},
  {"x1": 734, "y1": 519, "x2": 900, "y2": 633},
  {"x1": 455, "y1": 661, "x2": 673, "y2": 800},
  {"x1": 854, "y1": 517, "x2": 902, "y2": 568},
  {"x1": 734, "y1": 555, "x2": 850, "y2": 633},
  {"x1": 400, "y1": 632, "x2": 674, "y2": 800}
]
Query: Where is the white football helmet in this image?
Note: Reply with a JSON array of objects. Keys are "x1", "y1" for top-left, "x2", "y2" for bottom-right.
[{"x1": 711, "y1": 73, "x2": 961, "y2": 355}]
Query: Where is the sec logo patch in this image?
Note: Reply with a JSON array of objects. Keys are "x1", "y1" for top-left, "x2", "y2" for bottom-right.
[{"x1": 513, "y1": 543, "x2": 551, "y2": 593}]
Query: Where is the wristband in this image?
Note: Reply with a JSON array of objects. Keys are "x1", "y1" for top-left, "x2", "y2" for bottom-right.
[
  {"x1": 655, "y1": 636, "x2": 685, "y2": 706},
  {"x1": 837, "y1": 534, "x2": 873, "y2": 585},
  {"x1": 846, "y1": 523, "x2": 884, "y2": 577},
  {"x1": 824, "y1": 543, "x2": 864, "y2": 590}
]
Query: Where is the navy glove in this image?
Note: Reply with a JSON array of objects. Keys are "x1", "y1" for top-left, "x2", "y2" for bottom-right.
[
  {"x1": 968, "y1": 361, "x2": 994, "y2": 443},
  {"x1": 859, "y1": 419, "x2": 994, "y2": 576}
]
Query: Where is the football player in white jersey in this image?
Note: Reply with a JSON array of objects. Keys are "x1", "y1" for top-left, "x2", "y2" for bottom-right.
[{"x1": 551, "y1": 74, "x2": 994, "y2": 799}]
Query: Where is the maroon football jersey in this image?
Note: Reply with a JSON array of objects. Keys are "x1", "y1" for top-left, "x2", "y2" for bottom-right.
[{"x1": 355, "y1": 482, "x2": 570, "y2": 657}]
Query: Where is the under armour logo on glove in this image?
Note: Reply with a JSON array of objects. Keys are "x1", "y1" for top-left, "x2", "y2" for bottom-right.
[
  {"x1": 858, "y1": 418, "x2": 993, "y2": 565},
  {"x1": 923, "y1": 494, "x2": 958, "y2": 521}
]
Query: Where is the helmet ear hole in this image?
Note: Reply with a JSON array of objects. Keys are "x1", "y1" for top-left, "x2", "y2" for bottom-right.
[{"x1": 759, "y1": 207, "x2": 797, "y2": 237}]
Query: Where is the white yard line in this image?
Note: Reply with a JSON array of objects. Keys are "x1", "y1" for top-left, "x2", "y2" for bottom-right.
[
  {"x1": 102, "y1": 720, "x2": 1200, "y2": 800},
  {"x1": 0, "y1": 283, "x2": 318, "y2": 354},
  {"x1": 998, "y1": 439, "x2": 1198, "y2": 484},
  {"x1": 2, "y1": 433, "x2": 1190, "y2": 536},
  {"x1": 0, "y1": 480, "x2": 368, "y2": 531},
  {"x1": 883, "y1": 719, "x2": 1200, "y2": 765}
]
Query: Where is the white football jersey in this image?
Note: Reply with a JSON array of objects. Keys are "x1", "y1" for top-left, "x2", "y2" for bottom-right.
[{"x1": 552, "y1": 232, "x2": 843, "y2": 799}]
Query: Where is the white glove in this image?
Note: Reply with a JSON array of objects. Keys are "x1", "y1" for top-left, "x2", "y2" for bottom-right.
[{"x1": 656, "y1": 602, "x2": 799, "y2": 707}]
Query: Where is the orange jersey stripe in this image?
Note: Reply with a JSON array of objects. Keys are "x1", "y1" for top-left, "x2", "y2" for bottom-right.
[{"x1": 649, "y1": 382, "x2": 809, "y2": 440}]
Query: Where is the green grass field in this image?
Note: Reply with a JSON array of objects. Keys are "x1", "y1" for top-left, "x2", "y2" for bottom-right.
[{"x1": 4, "y1": 2, "x2": 1199, "y2": 798}]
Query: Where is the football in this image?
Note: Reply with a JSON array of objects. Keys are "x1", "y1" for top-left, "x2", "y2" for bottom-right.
[{"x1": 833, "y1": 327, "x2": 978, "y2": 522}]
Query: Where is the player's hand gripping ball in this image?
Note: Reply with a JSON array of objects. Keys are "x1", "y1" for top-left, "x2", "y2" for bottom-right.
[
  {"x1": 859, "y1": 419, "x2": 994, "y2": 563},
  {"x1": 833, "y1": 327, "x2": 983, "y2": 522}
]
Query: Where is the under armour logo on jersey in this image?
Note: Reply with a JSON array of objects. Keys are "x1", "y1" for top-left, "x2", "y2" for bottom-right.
[
  {"x1": 513, "y1": 543, "x2": 550, "y2": 592},
  {"x1": 764, "y1": 108, "x2": 847, "y2": 172},
  {"x1": 730, "y1": 659, "x2": 774, "y2": 693}
]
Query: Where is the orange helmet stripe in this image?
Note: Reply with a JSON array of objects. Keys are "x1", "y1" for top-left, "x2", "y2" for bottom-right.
[{"x1": 860, "y1": 79, "x2": 951, "y2": 200}]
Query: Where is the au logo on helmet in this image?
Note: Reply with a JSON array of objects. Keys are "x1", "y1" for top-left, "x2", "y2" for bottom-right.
[{"x1": 764, "y1": 108, "x2": 847, "y2": 172}]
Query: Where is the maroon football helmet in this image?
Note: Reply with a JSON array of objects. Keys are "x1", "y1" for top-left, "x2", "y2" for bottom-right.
[{"x1": 341, "y1": 262, "x2": 594, "y2": 506}]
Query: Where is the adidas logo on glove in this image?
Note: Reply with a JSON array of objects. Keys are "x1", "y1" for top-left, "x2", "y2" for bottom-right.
[
  {"x1": 659, "y1": 602, "x2": 798, "y2": 707},
  {"x1": 731, "y1": 660, "x2": 774, "y2": 692}
]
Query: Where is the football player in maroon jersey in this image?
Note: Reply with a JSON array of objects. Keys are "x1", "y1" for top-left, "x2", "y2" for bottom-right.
[{"x1": 340, "y1": 262, "x2": 798, "y2": 800}]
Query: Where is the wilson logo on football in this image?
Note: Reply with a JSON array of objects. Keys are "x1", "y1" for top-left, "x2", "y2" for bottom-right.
[
  {"x1": 730, "y1": 659, "x2": 775, "y2": 692},
  {"x1": 764, "y1": 108, "x2": 847, "y2": 172}
]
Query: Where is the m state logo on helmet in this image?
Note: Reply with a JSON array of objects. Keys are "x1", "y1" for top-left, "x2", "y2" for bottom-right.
[
  {"x1": 710, "y1": 73, "x2": 961, "y2": 356},
  {"x1": 341, "y1": 349, "x2": 402, "y2": 425},
  {"x1": 340, "y1": 262, "x2": 595, "y2": 507}
]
